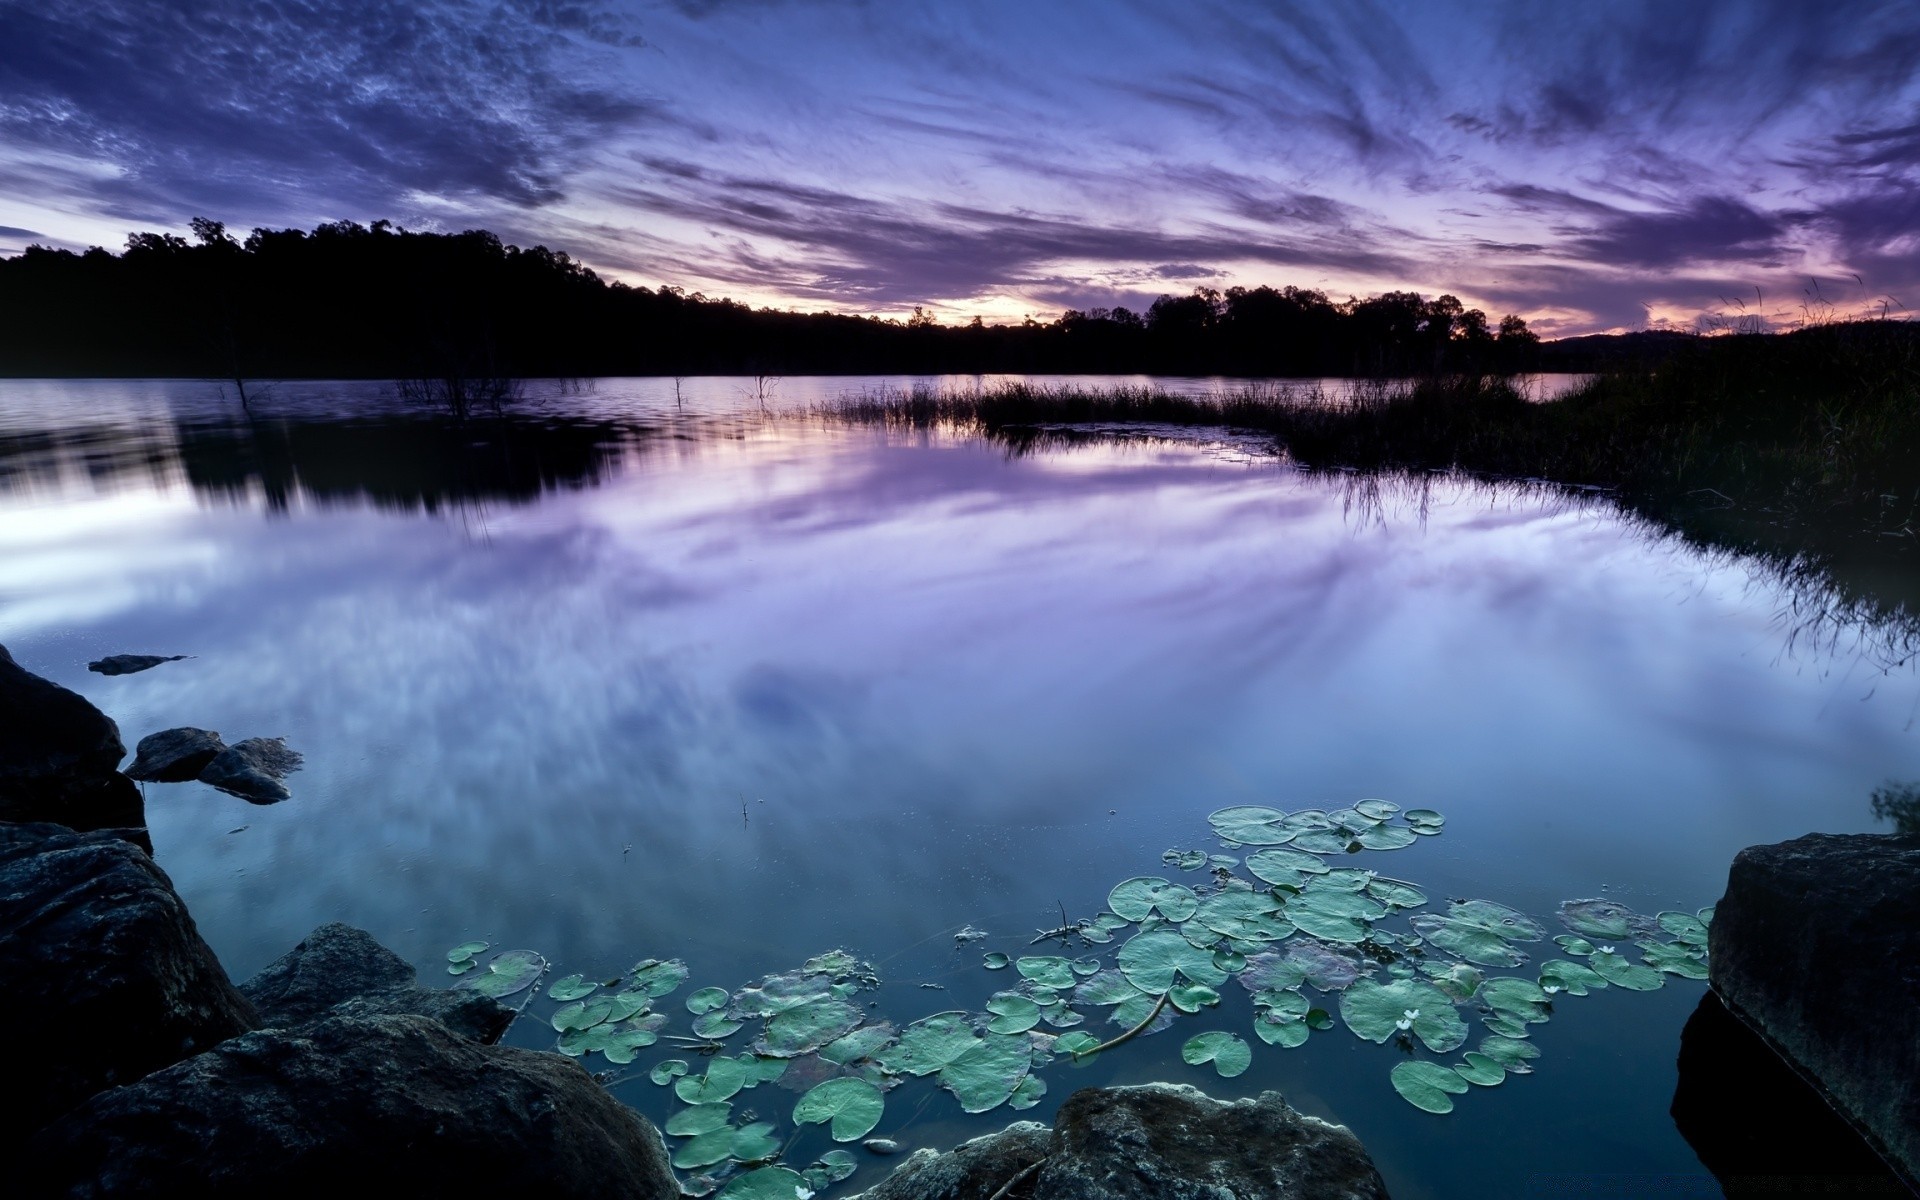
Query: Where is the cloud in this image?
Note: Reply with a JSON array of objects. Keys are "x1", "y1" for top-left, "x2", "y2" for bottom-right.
[
  {"x1": 0, "y1": 226, "x2": 45, "y2": 240},
  {"x1": 0, "y1": 0, "x2": 657, "y2": 222}
]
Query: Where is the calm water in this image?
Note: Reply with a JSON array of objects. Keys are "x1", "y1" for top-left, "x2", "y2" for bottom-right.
[{"x1": 3, "y1": 377, "x2": 1912, "y2": 1198}]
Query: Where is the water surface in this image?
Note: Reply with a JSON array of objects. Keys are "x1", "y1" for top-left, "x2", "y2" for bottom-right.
[{"x1": 2, "y1": 377, "x2": 1911, "y2": 1199}]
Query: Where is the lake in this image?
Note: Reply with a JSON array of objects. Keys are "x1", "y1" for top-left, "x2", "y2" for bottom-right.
[{"x1": 2, "y1": 376, "x2": 1912, "y2": 1198}]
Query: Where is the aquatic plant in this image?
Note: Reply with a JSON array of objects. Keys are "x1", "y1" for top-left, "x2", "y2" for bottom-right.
[{"x1": 443, "y1": 800, "x2": 1711, "y2": 1195}]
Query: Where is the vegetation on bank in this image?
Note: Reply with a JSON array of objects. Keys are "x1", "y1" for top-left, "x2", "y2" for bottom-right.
[
  {"x1": 829, "y1": 322, "x2": 1920, "y2": 636},
  {"x1": 0, "y1": 218, "x2": 1552, "y2": 378}
]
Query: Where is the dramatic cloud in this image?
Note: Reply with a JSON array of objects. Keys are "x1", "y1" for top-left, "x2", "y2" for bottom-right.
[{"x1": 2, "y1": 0, "x2": 1917, "y2": 332}]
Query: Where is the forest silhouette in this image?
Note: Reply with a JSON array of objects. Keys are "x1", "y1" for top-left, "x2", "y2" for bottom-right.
[{"x1": 0, "y1": 218, "x2": 1547, "y2": 380}]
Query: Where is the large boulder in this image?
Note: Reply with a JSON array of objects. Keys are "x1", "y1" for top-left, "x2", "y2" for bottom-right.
[
  {"x1": 1709, "y1": 831, "x2": 1920, "y2": 1184},
  {"x1": 242, "y1": 922, "x2": 513, "y2": 1044},
  {"x1": 0, "y1": 645, "x2": 143, "y2": 833},
  {"x1": 0, "y1": 822, "x2": 258, "y2": 1149},
  {"x1": 854, "y1": 1083, "x2": 1388, "y2": 1200},
  {"x1": 30, "y1": 1013, "x2": 681, "y2": 1199}
]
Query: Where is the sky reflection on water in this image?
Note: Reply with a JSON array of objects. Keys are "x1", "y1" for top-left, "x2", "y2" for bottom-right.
[{"x1": 1, "y1": 378, "x2": 1913, "y2": 1199}]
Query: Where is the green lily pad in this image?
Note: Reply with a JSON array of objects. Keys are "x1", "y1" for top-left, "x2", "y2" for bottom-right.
[
  {"x1": 1482, "y1": 1011, "x2": 1531, "y2": 1038},
  {"x1": 1538, "y1": 959, "x2": 1606, "y2": 996},
  {"x1": 1454, "y1": 1051, "x2": 1507, "y2": 1086},
  {"x1": 665, "y1": 1103, "x2": 733, "y2": 1137},
  {"x1": 1590, "y1": 948, "x2": 1665, "y2": 991},
  {"x1": 1009, "y1": 1073, "x2": 1047, "y2": 1109},
  {"x1": 673, "y1": 1121, "x2": 780, "y2": 1171},
  {"x1": 447, "y1": 940, "x2": 489, "y2": 963},
  {"x1": 1016, "y1": 956, "x2": 1077, "y2": 990},
  {"x1": 1558, "y1": 899, "x2": 1651, "y2": 941},
  {"x1": 1209, "y1": 805, "x2": 1292, "y2": 844},
  {"x1": 986, "y1": 992, "x2": 1042, "y2": 1034},
  {"x1": 1212, "y1": 949, "x2": 1248, "y2": 973},
  {"x1": 1339, "y1": 978, "x2": 1467, "y2": 1053},
  {"x1": 1181, "y1": 1031, "x2": 1252, "y2": 1077},
  {"x1": 1245, "y1": 847, "x2": 1330, "y2": 885},
  {"x1": 1476, "y1": 1034, "x2": 1541, "y2": 1071},
  {"x1": 552, "y1": 997, "x2": 614, "y2": 1033},
  {"x1": 1110, "y1": 988, "x2": 1176, "y2": 1033},
  {"x1": 1366, "y1": 879, "x2": 1428, "y2": 909},
  {"x1": 1403, "y1": 808, "x2": 1445, "y2": 831},
  {"x1": 1476, "y1": 977, "x2": 1551, "y2": 1023},
  {"x1": 1328, "y1": 806, "x2": 1380, "y2": 832},
  {"x1": 447, "y1": 959, "x2": 477, "y2": 976},
  {"x1": 692, "y1": 1011, "x2": 745, "y2": 1039},
  {"x1": 687, "y1": 986, "x2": 729, "y2": 1014},
  {"x1": 1118, "y1": 930, "x2": 1230, "y2": 994},
  {"x1": 1658, "y1": 911, "x2": 1708, "y2": 945},
  {"x1": 1356, "y1": 825, "x2": 1418, "y2": 850},
  {"x1": 982, "y1": 952, "x2": 1010, "y2": 970},
  {"x1": 457, "y1": 950, "x2": 546, "y2": 999},
  {"x1": 675, "y1": 1056, "x2": 753, "y2": 1104},
  {"x1": 718, "y1": 1168, "x2": 809, "y2": 1200},
  {"x1": 628, "y1": 958, "x2": 690, "y2": 998},
  {"x1": 1054, "y1": 1030, "x2": 1103, "y2": 1058},
  {"x1": 793, "y1": 1077, "x2": 885, "y2": 1141},
  {"x1": 820, "y1": 1024, "x2": 895, "y2": 1065},
  {"x1": 1253, "y1": 1011, "x2": 1310, "y2": 1047},
  {"x1": 940, "y1": 1032, "x2": 1032, "y2": 1112},
  {"x1": 877, "y1": 1012, "x2": 979, "y2": 1076},
  {"x1": 1108, "y1": 877, "x2": 1201, "y2": 922},
  {"x1": 811, "y1": 1149, "x2": 858, "y2": 1185},
  {"x1": 1391, "y1": 1060, "x2": 1469, "y2": 1113},
  {"x1": 547, "y1": 973, "x2": 596, "y2": 1002},
  {"x1": 1409, "y1": 916, "x2": 1528, "y2": 968},
  {"x1": 649, "y1": 1060, "x2": 689, "y2": 1085},
  {"x1": 1165, "y1": 848, "x2": 1209, "y2": 871},
  {"x1": 1424, "y1": 962, "x2": 1485, "y2": 1002},
  {"x1": 1355, "y1": 798, "x2": 1400, "y2": 821},
  {"x1": 1634, "y1": 940, "x2": 1708, "y2": 980},
  {"x1": 1168, "y1": 983, "x2": 1221, "y2": 1013},
  {"x1": 1075, "y1": 970, "x2": 1146, "y2": 1007},
  {"x1": 758, "y1": 996, "x2": 863, "y2": 1058},
  {"x1": 558, "y1": 1016, "x2": 664, "y2": 1063},
  {"x1": 1552, "y1": 935, "x2": 1595, "y2": 956},
  {"x1": 1191, "y1": 890, "x2": 1292, "y2": 942},
  {"x1": 1290, "y1": 829, "x2": 1360, "y2": 854}
]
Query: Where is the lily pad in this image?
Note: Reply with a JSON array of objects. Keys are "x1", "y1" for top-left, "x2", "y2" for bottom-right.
[
  {"x1": 1454, "y1": 1051, "x2": 1506, "y2": 1087},
  {"x1": 552, "y1": 997, "x2": 614, "y2": 1033},
  {"x1": 1423, "y1": 962, "x2": 1485, "y2": 1002},
  {"x1": 666, "y1": 1103, "x2": 734, "y2": 1137},
  {"x1": 1009, "y1": 1073, "x2": 1047, "y2": 1110},
  {"x1": 1016, "y1": 956, "x2": 1077, "y2": 990},
  {"x1": 718, "y1": 1168, "x2": 809, "y2": 1200},
  {"x1": 675, "y1": 1056, "x2": 753, "y2": 1104},
  {"x1": 1253, "y1": 1010, "x2": 1310, "y2": 1047},
  {"x1": 1634, "y1": 940, "x2": 1708, "y2": 980},
  {"x1": 1054, "y1": 1030, "x2": 1103, "y2": 1058},
  {"x1": 793, "y1": 1077, "x2": 885, "y2": 1142},
  {"x1": 446, "y1": 940, "x2": 489, "y2": 964},
  {"x1": 1208, "y1": 805, "x2": 1292, "y2": 844},
  {"x1": 940, "y1": 1032, "x2": 1032, "y2": 1112},
  {"x1": 982, "y1": 952, "x2": 1010, "y2": 970},
  {"x1": 628, "y1": 958, "x2": 690, "y2": 998},
  {"x1": 650, "y1": 1059, "x2": 690, "y2": 1085},
  {"x1": 1658, "y1": 911, "x2": 1708, "y2": 945},
  {"x1": 674, "y1": 1121, "x2": 780, "y2": 1171},
  {"x1": 1245, "y1": 847, "x2": 1330, "y2": 886},
  {"x1": 1181, "y1": 1031, "x2": 1252, "y2": 1078},
  {"x1": 1552, "y1": 935, "x2": 1595, "y2": 956},
  {"x1": 547, "y1": 974, "x2": 597, "y2": 1002},
  {"x1": 447, "y1": 959, "x2": 477, "y2": 976},
  {"x1": 986, "y1": 993, "x2": 1042, "y2": 1034},
  {"x1": 759, "y1": 996, "x2": 863, "y2": 1057},
  {"x1": 693, "y1": 1011, "x2": 745, "y2": 1039},
  {"x1": 457, "y1": 949, "x2": 546, "y2": 999},
  {"x1": 1590, "y1": 948, "x2": 1664, "y2": 991},
  {"x1": 1339, "y1": 978, "x2": 1467, "y2": 1053},
  {"x1": 1366, "y1": 879, "x2": 1428, "y2": 910},
  {"x1": 1538, "y1": 959, "x2": 1606, "y2": 996},
  {"x1": 1409, "y1": 915, "x2": 1528, "y2": 968},
  {"x1": 1074, "y1": 969, "x2": 1146, "y2": 1007},
  {"x1": 810, "y1": 1149, "x2": 858, "y2": 1185},
  {"x1": 1391, "y1": 1061, "x2": 1469, "y2": 1113},
  {"x1": 1191, "y1": 890, "x2": 1292, "y2": 942},
  {"x1": 1403, "y1": 808, "x2": 1445, "y2": 831},
  {"x1": 1475, "y1": 1034, "x2": 1540, "y2": 1071},
  {"x1": 1476, "y1": 977, "x2": 1551, "y2": 1023},
  {"x1": 1356, "y1": 825, "x2": 1418, "y2": 850},
  {"x1": 1108, "y1": 877, "x2": 1200, "y2": 923},
  {"x1": 820, "y1": 1024, "x2": 895, "y2": 1065},
  {"x1": 687, "y1": 986, "x2": 729, "y2": 1014},
  {"x1": 1290, "y1": 829, "x2": 1360, "y2": 854},
  {"x1": 1558, "y1": 899, "x2": 1652, "y2": 941},
  {"x1": 1118, "y1": 930, "x2": 1230, "y2": 994},
  {"x1": 1168, "y1": 983, "x2": 1221, "y2": 1013},
  {"x1": 1354, "y1": 798, "x2": 1400, "y2": 821}
]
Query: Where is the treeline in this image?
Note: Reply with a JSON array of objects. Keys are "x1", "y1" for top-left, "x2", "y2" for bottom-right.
[{"x1": 0, "y1": 218, "x2": 1543, "y2": 379}]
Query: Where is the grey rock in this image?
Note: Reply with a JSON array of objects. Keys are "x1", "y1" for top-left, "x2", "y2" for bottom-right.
[
  {"x1": 126, "y1": 727, "x2": 226, "y2": 783},
  {"x1": 0, "y1": 822, "x2": 258, "y2": 1152},
  {"x1": 87, "y1": 653, "x2": 189, "y2": 676},
  {"x1": 863, "y1": 1137, "x2": 904, "y2": 1154},
  {"x1": 242, "y1": 922, "x2": 513, "y2": 1045},
  {"x1": 198, "y1": 735, "x2": 303, "y2": 804},
  {"x1": 853, "y1": 1083, "x2": 1389, "y2": 1200},
  {"x1": 1709, "y1": 831, "x2": 1920, "y2": 1185},
  {"x1": 0, "y1": 644, "x2": 143, "y2": 835},
  {"x1": 30, "y1": 1013, "x2": 680, "y2": 1200}
]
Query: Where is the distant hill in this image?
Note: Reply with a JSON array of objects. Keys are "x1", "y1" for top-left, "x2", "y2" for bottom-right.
[{"x1": 1537, "y1": 330, "x2": 1703, "y2": 370}]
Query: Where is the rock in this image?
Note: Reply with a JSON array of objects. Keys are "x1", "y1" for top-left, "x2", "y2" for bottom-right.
[
  {"x1": 0, "y1": 822, "x2": 258, "y2": 1151},
  {"x1": 87, "y1": 653, "x2": 189, "y2": 676},
  {"x1": 242, "y1": 922, "x2": 514, "y2": 1044},
  {"x1": 853, "y1": 1083, "x2": 1389, "y2": 1200},
  {"x1": 863, "y1": 1137, "x2": 903, "y2": 1155},
  {"x1": 1670, "y1": 990, "x2": 1901, "y2": 1192},
  {"x1": 31, "y1": 1013, "x2": 680, "y2": 1199},
  {"x1": 197, "y1": 735, "x2": 303, "y2": 803},
  {"x1": 126, "y1": 727, "x2": 227, "y2": 783},
  {"x1": 1710, "y1": 831, "x2": 1920, "y2": 1185},
  {"x1": 0, "y1": 644, "x2": 143, "y2": 834}
]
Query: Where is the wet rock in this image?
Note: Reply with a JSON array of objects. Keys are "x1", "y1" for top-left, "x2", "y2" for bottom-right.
[
  {"x1": 0, "y1": 822, "x2": 258, "y2": 1152},
  {"x1": 242, "y1": 922, "x2": 514, "y2": 1045},
  {"x1": 1671, "y1": 990, "x2": 1901, "y2": 1192},
  {"x1": 30, "y1": 1013, "x2": 680, "y2": 1199},
  {"x1": 87, "y1": 653, "x2": 189, "y2": 676},
  {"x1": 198, "y1": 735, "x2": 303, "y2": 803},
  {"x1": 126, "y1": 727, "x2": 226, "y2": 783},
  {"x1": 853, "y1": 1083, "x2": 1389, "y2": 1200},
  {"x1": 1710, "y1": 831, "x2": 1920, "y2": 1185},
  {"x1": 0, "y1": 644, "x2": 143, "y2": 834},
  {"x1": 863, "y1": 1137, "x2": 904, "y2": 1155}
]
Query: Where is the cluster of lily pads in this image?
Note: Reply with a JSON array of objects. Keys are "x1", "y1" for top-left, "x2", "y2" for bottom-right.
[{"x1": 439, "y1": 799, "x2": 1712, "y2": 1197}]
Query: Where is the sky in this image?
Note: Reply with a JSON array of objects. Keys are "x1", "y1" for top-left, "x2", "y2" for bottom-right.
[{"x1": 1, "y1": 1, "x2": 1917, "y2": 335}]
